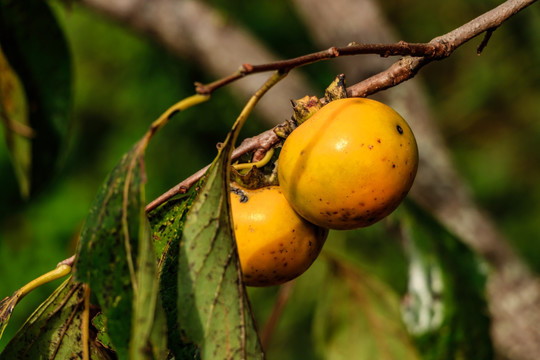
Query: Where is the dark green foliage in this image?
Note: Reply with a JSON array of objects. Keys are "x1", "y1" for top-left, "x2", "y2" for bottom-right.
[
  {"x1": 0, "y1": 0, "x2": 71, "y2": 196},
  {"x1": 149, "y1": 185, "x2": 202, "y2": 358}
]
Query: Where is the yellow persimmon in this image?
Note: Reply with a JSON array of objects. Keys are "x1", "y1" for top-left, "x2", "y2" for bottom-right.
[
  {"x1": 230, "y1": 185, "x2": 328, "y2": 287},
  {"x1": 278, "y1": 97, "x2": 418, "y2": 230}
]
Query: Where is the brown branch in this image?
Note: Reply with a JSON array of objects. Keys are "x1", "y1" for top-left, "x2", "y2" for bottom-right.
[
  {"x1": 196, "y1": 42, "x2": 447, "y2": 94},
  {"x1": 145, "y1": 0, "x2": 535, "y2": 213},
  {"x1": 145, "y1": 128, "x2": 280, "y2": 212},
  {"x1": 348, "y1": 0, "x2": 537, "y2": 97}
]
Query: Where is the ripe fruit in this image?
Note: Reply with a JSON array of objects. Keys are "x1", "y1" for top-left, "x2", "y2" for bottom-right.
[
  {"x1": 278, "y1": 97, "x2": 418, "y2": 230},
  {"x1": 230, "y1": 185, "x2": 328, "y2": 287}
]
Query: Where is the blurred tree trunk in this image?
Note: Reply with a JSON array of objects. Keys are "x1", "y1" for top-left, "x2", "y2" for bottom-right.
[{"x1": 79, "y1": 0, "x2": 540, "y2": 358}]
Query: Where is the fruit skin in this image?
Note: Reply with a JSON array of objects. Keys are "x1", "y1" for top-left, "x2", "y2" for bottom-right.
[
  {"x1": 278, "y1": 97, "x2": 418, "y2": 230},
  {"x1": 230, "y1": 185, "x2": 328, "y2": 287}
]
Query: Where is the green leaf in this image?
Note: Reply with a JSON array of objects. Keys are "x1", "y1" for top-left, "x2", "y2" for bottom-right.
[
  {"x1": 130, "y1": 217, "x2": 168, "y2": 360},
  {"x1": 149, "y1": 185, "x2": 201, "y2": 358},
  {"x1": 0, "y1": 0, "x2": 72, "y2": 195},
  {"x1": 0, "y1": 279, "x2": 114, "y2": 359},
  {"x1": 74, "y1": 141, "x2": 147, "y2": 359},
  {"x1": 0, "y1": 48, "x2": 31, "y2": 198},
  {"x1": 177, "y1": 146, "x2": 263, "y2": 359},
  {"x1": 400, "y1": 201, "x2": 493, "y2": 360},
  {"x1": 313, "y1": 254, "x2": 420, "y2": 360},
  {"x1": 175, "y1": 77, "x2": 279, "y2": 358}
]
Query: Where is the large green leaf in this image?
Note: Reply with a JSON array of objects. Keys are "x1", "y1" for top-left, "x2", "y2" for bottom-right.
[
  {"x1": 148, "y1": 185, "x2": 201, "y2": 358},
  {"x1": 400, "y1": 201, "x2": 493, "y2": 359},
  {"x1": 173, "y1": 74, "x2": 285, "y2": 359},
  {"x1": 177, "y1": 146, "x2": 263, "y2": 359},
  {"x1": 313, "y1": 254, "x2": 420, "y2": 360},
  {"x1": 0, "y1": 0, "x2": 72, "y2": 195},
  {"x1": 0, "y1": 279, "x2": 114, "y2": 359},
  {"x1": 74, "y1": 140, "x2": 149, "y2": 359}
]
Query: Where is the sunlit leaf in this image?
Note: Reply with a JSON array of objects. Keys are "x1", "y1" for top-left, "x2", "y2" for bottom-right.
[
  {"x1": 313, "y1": 254, "x2": 420, "y2": 360},
  {"x1": 0, "y1": 279, "x2": 114, "y2": 359},
  {"x1": 400, "y1": 201, "x2": 493, "y2": 360},
  {"x1": 177, "y1": 144, "x2": 263, "y2": 359},
  {"x1": 74, "y1": 141, "x2": 147, "y2": 359},
  {"x1": 173, "y1": 74, "x2": 283, "y2": 359},
  {"x1": 0, "y1": 0, "x2": 72, "y2": 195}
]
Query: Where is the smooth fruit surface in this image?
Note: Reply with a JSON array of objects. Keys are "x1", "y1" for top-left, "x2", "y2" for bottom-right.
[
  {"x1": 230, "y1": 185, "x2": 328, "y2": 287},
  {"x1": 278, "y1": 98, "x2": 418, "y2": 230}
]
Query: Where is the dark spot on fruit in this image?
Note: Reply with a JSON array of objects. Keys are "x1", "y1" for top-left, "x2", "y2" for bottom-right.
[
  {"x1": 368, "y1": 145, "x2": 373, "y2": 150},
  {"x1": 283, "y1": 262, "x2": 288, "y2": 267},
  {"x1": 377, "y1": 138, "x2": 381, "y2": 143},
  {"x1": 292, "y1": 229, "x2": 296, "y2": 232},
  {"x1": 397, "y1": 125, "x2": 404, "y2": 134},
  {"x1": 231, "y1": 187, "x2": 249, "y2": 203},
  {"x1": 392, "y1": 163, "x2": 396, "y2": 168}
]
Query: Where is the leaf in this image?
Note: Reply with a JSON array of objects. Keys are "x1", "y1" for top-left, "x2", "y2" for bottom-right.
[
  {"x1": 0, "y1": 279, "x2": 114, "y2": 359},
  {"x1": 0, "y1": 293, "x2": 20, "y2": 342},
  {"x1": 177, "y1": 147, "x2": 263, "y2": 359},
  {"x1": 400, "y1": 201, "x2": 493, "y2": 360},
  {"x1": 130, "y1": 217, "x2": 168, "y2": 360},
  {"x1": 0, "y1": 48, "x2": 31, "y2": 198},
  {"x1": 74, "y1": 141, "x2": 147, "y2": 359},
  {"x1": 0, "y1": 0, "x2": 72, "y2": 195},
  {"x1": 313, "y1": 254, "x2": 420, "y2": 360},
  {"x1": 174, "y1": 74, "x2": 283, "y2": 359},
  {"x1": 148, "y1": 184, "x2": 202, "y2": 358}
]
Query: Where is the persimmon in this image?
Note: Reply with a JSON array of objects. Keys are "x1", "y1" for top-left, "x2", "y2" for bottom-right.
[
  {"x1": 278, "y1": 98, "x2": 418, "y2": 230},
  {"x1": 230, "y1": 184, "x2": 328, "y2": 287}
]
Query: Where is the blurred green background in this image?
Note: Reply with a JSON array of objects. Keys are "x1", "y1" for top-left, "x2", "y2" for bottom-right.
[{"x1": 0, "y1": 0, "x2": 538, "y2": 355}]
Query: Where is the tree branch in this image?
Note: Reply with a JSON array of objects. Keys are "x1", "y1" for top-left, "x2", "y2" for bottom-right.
[{"x1": 347, "y1": 0, "x2": 538, "y2": 97}]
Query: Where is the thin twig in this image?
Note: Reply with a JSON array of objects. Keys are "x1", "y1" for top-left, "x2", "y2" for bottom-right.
[{"x1": 195, "y1": 42, "x2": 446, "y2": 94}]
